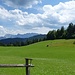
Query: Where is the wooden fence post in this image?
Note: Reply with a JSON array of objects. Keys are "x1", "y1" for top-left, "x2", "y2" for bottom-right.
[{"x1": 25, "y1": 58, "x2": 33, "y2": 75}]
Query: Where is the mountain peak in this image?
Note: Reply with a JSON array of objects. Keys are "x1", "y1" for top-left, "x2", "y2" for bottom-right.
[{"x1": 4, "y1": 33, "x2": 39, "y2": 38}]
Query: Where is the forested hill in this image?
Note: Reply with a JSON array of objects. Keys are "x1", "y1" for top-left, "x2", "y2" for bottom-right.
[{"x1": 0, "y1": 34, "x2": 46, "y2": 46}]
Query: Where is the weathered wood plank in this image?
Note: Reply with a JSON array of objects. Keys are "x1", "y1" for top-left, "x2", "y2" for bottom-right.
[{"x1": 0, "y1": 64, "x2": 34, "y2": 68}]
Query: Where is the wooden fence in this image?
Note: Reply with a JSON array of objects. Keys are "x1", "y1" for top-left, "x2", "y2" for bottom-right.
[{"x1": 0, "y1": 58, "x2": 34, "y2": 75}]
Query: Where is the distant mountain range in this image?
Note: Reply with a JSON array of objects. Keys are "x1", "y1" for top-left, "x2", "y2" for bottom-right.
[
  {"x1": 0, "y1": 33, "x2": 47, "y2": 45},
  {"x1": 0, "y1": 33, "x2": 39, "y2": 40}
]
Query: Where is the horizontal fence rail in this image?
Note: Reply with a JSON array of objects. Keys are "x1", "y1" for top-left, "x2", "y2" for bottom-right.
[
  {"x1": 0, "y1": 58, "x2": 34, "y2": 75},
  {"x1": 0, "y1": 64, "x2": 34, "y2": 68}
]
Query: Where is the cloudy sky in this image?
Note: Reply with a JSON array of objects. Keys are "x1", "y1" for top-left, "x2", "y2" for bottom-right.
[{"x1": 0, "y1": 0, "x2": 75, "y2": 36}]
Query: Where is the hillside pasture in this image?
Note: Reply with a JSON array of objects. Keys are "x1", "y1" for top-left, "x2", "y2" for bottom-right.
[{"x1": 0, "y1": 39, "x2": 75, "y2": 75}]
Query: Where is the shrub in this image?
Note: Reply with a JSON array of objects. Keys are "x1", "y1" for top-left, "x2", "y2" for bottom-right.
[{"x1": 73, "y1": 41, "x2": 75, "y2": 44}]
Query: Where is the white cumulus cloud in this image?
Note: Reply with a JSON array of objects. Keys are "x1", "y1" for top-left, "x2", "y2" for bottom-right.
[
  {"x1": 41, "y1": 1, "x2": 75, "y2": 27},
  {"x1": 0, "y1": 1, "x2": 75, "y2": 36},
  {"x1": 0, "y1": 26, "x2": 8, "y2": 36}
]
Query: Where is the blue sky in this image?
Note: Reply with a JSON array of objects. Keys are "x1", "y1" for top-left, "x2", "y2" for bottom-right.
[{"x1": 0, "y1": 0, "x2": 75, "y2": 36}]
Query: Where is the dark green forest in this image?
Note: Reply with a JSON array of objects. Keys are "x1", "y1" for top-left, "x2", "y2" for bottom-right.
[
  {"x1": 47, "y1": 23, "x2": 75, "y2": 40},
  {"x1": 0, "y1": 35, "x2": 46, "y2": 46}
]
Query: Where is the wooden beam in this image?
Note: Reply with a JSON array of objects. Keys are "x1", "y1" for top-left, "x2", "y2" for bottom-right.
[{"x1": 0, "y1": 64, "x2": 34, "y2": 68}]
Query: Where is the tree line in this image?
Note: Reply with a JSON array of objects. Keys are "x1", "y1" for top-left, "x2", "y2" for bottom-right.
[
  {"x1": 0, "y1": 36, "x2": 46, "y2": 46},
  {"x1": 47, "y1": 23, "x2": 75, "y2": 40}
]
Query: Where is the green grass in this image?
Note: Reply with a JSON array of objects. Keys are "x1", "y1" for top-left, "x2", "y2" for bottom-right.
[{"x1": 0, "y1": 39, "x2": 75, "y2": 75}]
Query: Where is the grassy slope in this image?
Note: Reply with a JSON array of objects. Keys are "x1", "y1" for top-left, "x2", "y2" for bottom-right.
[{"x1": 0, "y1": 39, "x2": 75, "y2": 75}]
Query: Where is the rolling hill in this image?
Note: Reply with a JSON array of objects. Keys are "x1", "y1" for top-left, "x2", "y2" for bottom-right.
[{"x1": 0, "y1": 39, "x2": 75, "y2": 75}]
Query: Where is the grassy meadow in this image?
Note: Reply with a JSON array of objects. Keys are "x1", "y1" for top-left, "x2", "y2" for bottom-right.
[{"x1": 0, "y1": 39, "x2": 75, "y2": 75}]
